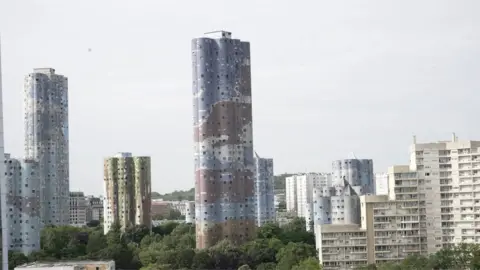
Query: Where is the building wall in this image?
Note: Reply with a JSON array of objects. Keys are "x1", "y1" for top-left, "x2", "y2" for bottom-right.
[
  {"x1": 3, "y1": 155, "x2": 41, "y2": 255},
  {"x1": 185, "y1": 201, "x2": 195, "y2": 223},
  {"x1": 24, "y1": 68, "x2": 69, "y2": 226},
  {"x1": 103, "y1": 153, "x2": 151, "y2": 234},
  {"x1": 192, "y1": 31, "x2": 255, "y2": 249},
  {"x1": 332, "y1": 159, "x2": 374, "y2": 194},
  {"x1": 0, "y1": 43, "x2": 7, "y2": 270},
  {"x1": 254, "y1": 154, "x2": 275, "y2": 226},
  {"x1": 285, "y1": 175, "x2": 297, "y2": 213},
  {"x1": 86, "y1": 196, "x2": 103, "y2": 222},
  {"x1": 374, "y1": 172, "x2": 388, "y2": 195},
  {"x1": 70, "y1": 192, "x2": 87, "y2": 227}
]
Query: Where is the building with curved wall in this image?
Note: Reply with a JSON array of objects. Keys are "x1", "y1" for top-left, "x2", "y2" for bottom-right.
[
  {"x1": 24, "y1": 68, "x2": 69, "y2": 226},
  {"x1": 254, "y1": 152, "x2": 275, "y2": 226},
  {"x1": 4, "y1": 154, "x2": 41, "y2": 254},
  {"x1": 332, "y1": 159, "x2": 374, "y2": 194},
  {"x1": 192, "y1": 31, "x2": 255, "y2": 249},
  {"x1": 185, "y1": 201, "x2": 195, "y2": 224},
  {"x1": 103, "y1": 153, "x2": 151, "y2": 234}
]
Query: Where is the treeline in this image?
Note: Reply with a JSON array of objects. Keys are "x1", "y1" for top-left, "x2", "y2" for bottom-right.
[
  {"x1": 2, "y1": 218, "x2": 321, "y2": 270},
  {"x1": 152, "y1": 188, "x2": 195, "y2": 201}
]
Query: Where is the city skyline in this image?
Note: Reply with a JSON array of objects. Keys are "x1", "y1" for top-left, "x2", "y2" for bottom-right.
[{"x1": 1, "y1": 0, "x2": 479, "y2": 196}]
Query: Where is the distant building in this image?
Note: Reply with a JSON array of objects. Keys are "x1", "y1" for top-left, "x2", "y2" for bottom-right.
[
  {"x1": 70, "y1": 192, "x2": 88, "y2": 227},
  {"x1": 14, "y1": 260, "x2": 115, "y2": 270},
  {"x1": 254, "y1": 153, "x2": 275, "y2": 226},
  {"x1": 24, "y1": 68, "x2": 70, "y2": 226},
  {"x1": 86, "y1": 196, "x2": 103, "y2": 222},
  {"x1": 103, "y1": 152, "x2": 151, "y2": 234},
  {"x1": 332, "y1": 159, "x2": 374, "y2": 194},
  {"x1": 3, "y1": 154, "x2": 41, "y2": 255},
  {"x1": 374, "y1": 172, "x2": 388, "y2": 195},
  {"x1": 151, "y1": 200, "x2": 171, "y2": 219}
]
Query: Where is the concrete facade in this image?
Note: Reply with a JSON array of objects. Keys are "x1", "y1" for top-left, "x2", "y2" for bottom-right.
[
  {"x1": 0, "y1": 41, "x2": 7, "y2": 270},
  {"x1": 24, "y1": 68, "x2": 70, "y2": 226},
  {"x1": 3, "y1": 154, "x2": 41, "y2": 255},
  {"x1": 374, "y1": 172, "x2": 388, "y2": 195},
  {"x1": 254, "y1": 153, "x2": 275, "y2": 226},
  {"x1": 15, "y1": 260, "x2": 115, "y2": 270},
  {"x1": 185, "y1": 201, "x2": 195, "y2": 224},
  {"x1": 69, "y1": 192, "x2": 88, "y2": 227},
  {"x1": 103, "y1": 153, "x2": 151, "y2": 234},
  {"x1": 86, "y1": 196, "x2": 103, "y2": 222},
  {"x1": 332, "y1": 159, "x2": 374, "y2": 194},
  {"x1": 192, "y1": 31, "x2": 255, "y2": 249}
]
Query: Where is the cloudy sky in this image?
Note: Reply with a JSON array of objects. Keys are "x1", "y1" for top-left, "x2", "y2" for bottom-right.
[{"x1": 1, "y1": 0, "x2": 478, "y2": 195}]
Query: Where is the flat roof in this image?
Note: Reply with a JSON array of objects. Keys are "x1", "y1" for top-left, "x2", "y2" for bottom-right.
[{"x1": 17, "y1": 260, "x2": 113, "y2": 268}]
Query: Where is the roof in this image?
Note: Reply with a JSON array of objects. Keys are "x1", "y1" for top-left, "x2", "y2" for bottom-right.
[{"x1": 16, "y1": 260, "x2": 114, "y2": 268}]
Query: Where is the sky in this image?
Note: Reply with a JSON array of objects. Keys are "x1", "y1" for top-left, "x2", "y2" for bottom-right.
[{"x1": 0, "y1": 0, "x2": 479, "y2": 196}]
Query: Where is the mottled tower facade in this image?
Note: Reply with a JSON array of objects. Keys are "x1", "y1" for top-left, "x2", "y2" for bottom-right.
[
  {"x1": 192, "y1": 31, "x2": 255, "y2": 249},
  {"x1": 4, "y1": 154, "x2": 41, "y2": 255},
  {"x1": 332, "y1": 159, "x2": 374, "y2": 194},
  {"x1": 24, "y1": 68, "x2": 69, "y2": 226},
  {"x1": 254, "y1": 153, "x2": 275, "y2": 226},
  {"x1": 103, "y1": 153, "x2": 151, "y2": 234}
]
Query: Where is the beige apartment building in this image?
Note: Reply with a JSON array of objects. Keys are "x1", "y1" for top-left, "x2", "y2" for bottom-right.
[
  {"x1": 15, "y1": 260, "x2": 115, "y2": 270},
  {"x1": 103, "y1": 152, "x2": 152, "y2": 234},
  {"x1": 317, "y1": 135, "x2": 479, "y2": 269}
]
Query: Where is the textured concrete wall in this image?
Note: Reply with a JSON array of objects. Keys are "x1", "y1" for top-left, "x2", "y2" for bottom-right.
[
  {"x1": 4, "y1": 155, "x2": 41, "y2": 254},
  {"x1": 254, "y1": 154, "x2": 275, "y2": 226},
  {"x1": 103, "y1": 155, "x2": 151, "y2": 234},
  {"x1": 192, "y1": 31, "x2": 255, "y2": 249},
  {"x1": 24, "y1": 68, "x2": 69, "y2": 226},
  {"x1": 332, "y1": 159, "x2": 374, "y2": 194},
  {"x1": 185, "y1": 201, "x2": 195, "y2": 224}
]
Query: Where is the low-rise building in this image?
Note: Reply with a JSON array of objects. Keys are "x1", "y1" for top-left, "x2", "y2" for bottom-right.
[
  {"x1": 15, "y1": 260, "x2": 115, "y2": 270},
  {"x1": 70, "y1": 192, "x2": 88, "y2": 227},
  {"x1": 86, "y1": 196, "x2": 104, "y2": 222}
]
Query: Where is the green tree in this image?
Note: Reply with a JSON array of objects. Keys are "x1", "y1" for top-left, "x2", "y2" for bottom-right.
[
  {"x1": 276, "y1": 242, "x2": 317, "y2": 270},
  {"x1": 292, "y1": 257, "x2": 321, "y2": 270}
]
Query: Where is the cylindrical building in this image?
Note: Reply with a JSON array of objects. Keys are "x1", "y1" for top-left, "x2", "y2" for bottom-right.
[
  {"x1": 192, "y1": 31, "x2": 255, "y2": 249},
  {"x1": 332, "y1": 159, "x2": 374, "y2": 194},
  {"x1": 4, "y1": 155, "x2": 41, "y2": 255},
  {"x1": 254, "y1": 153, "x2": 275, "y2": 226},
  {"x1": 24, "y1": 68, "x2": 69, "y2": 226}
]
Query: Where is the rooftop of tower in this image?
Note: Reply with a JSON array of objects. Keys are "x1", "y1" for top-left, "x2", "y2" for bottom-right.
[
  {"x1": 203, "y1": 30, "x2": 232, "y2": 39},
  {"x1": 33, "y1": 68, "x2": 56, "y2": 75}
]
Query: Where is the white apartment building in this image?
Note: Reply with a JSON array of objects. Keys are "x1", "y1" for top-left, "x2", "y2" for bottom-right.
[
  {"x1": 185, "y1": 201, "x2": 195, "y2": 224},
  {"x1": 69, "y1": 192, "x2": 88, "y2": 227},
  {"x1": 374, "y1": 172, "x2": 389, "y2": 195},
  {"x1": 293, "y1": 173, "x2": 331, "y2": 218},
  {"x1": 285, "y1": 175, "x2": 298, "y2": 213},
  {"x1": 410, "y1": 134, "x2": 480, "y2": 253}
]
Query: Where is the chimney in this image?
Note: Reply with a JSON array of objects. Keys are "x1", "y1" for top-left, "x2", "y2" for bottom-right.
[{"x1": 452, "y1": 133, "x2": 457, "y2": 142}]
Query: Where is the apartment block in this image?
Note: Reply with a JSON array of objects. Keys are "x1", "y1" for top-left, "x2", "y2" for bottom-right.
[
  {"x1": 15, "y1": 260, "x2": 115, "y2": 270},
  {"x1": 70, "y1": 192, "x2": 88, "y2": 227},
  {"x1": 86, "y1": 196, "x2": 103, "y2": 222},
  {"x1": 103, "y1": 152, "x2": 151, "y2": 234},
  {"x1": 285, "y1": 175, "x2": 298, "y2": 213},
  {"x1": 24, "y1": 68, "x2": 70, "y2": 226},
  {"x1": 3, "y1": 154, "x2": 41, "y2": 255},
  {"x1": 254, "y1": 153, "x2": 275, "y2": 226}
]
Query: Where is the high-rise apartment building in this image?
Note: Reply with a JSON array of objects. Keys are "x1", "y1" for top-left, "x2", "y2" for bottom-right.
[
  {"x1": 254, "y1": 153, "x2": 275, "y2": 226},
  {"x1": 185, "y1": 201, "x2": 195, "y2": 224},
  {"x1": 192, "y1": 31, "x2": 255, "y2": 249},
  {"x1": 24, "y1": 68, "x2": 69, "y2": 226},
  {"x1": 103, "y1": 153, "x2": 151, "y2": 234},
  {"x1": 0, "y1": 39, "x2": 8, "y2": 270},
  {"x1": 3, "y1": 154, "x2": 41, "y2": 255},
  {"x1": 332, "y1": 159, "x2": 374, "y2": 194},
  {"x1": 285, "y1": 175, "x2": 298, "y2": 213},
  {"x1": 69, "y1": 192, "x2": 88, "y2": 227},
  {"x1": 409, "y1": 135, "x2": 480, "y2": 253}
]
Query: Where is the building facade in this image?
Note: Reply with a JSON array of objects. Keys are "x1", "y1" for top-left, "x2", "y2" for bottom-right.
[
  {"x1": 103, "y1": 153, "x2": 151, "y2": 234},
  {"x1": 24, "y1": 68, "x2": 69, "y2": 226},
  {"x1": 0, "y1": 39, "x2": 8, "y2": 270},
  {"x1": 374, "y1": 172, "x2": 388, "y2": 195},
  {"x1": 285, "y1": 175, "x2": 298, "y2": 213},
  {"x1": 185, "y1": 201, "x2": 195, "y2": 224},
  {"x1": 69, "y1": 192, "x2": 88, "y2": 227},
  {"x1": 254, "y1": 153, "x2": 275, "y2": 226},
  {"x1": 192, "y1": 31, "x2": 255, "y2": 249},
  {"x1": 15, "y1": 260, "x2": 115, "y2": 270},
  {"x1": 3, "y1": 154, "x2": 41, "y2": 255},
  {"x1": 86, "y1": 196, "x2": 104, "y2": 222},
  {"x1": 332, "y1": 159, "x2": 374, "y2": 194}
]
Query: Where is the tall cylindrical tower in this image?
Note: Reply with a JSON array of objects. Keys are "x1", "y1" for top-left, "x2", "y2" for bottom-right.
[
  {"x1": 24, "y1": 68, "x2": 69, "y2": 226},
  {"x1": 192, "y1": 31, "x2": 255, "y2": 249},
  {"x1": 332, "y1": 159, "x2": 374, "y2": 194}
]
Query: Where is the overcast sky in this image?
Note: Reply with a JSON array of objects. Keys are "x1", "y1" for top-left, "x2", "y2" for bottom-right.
[{"x1": 0, "y1": 0, "x2": 479, "y2": 196}]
